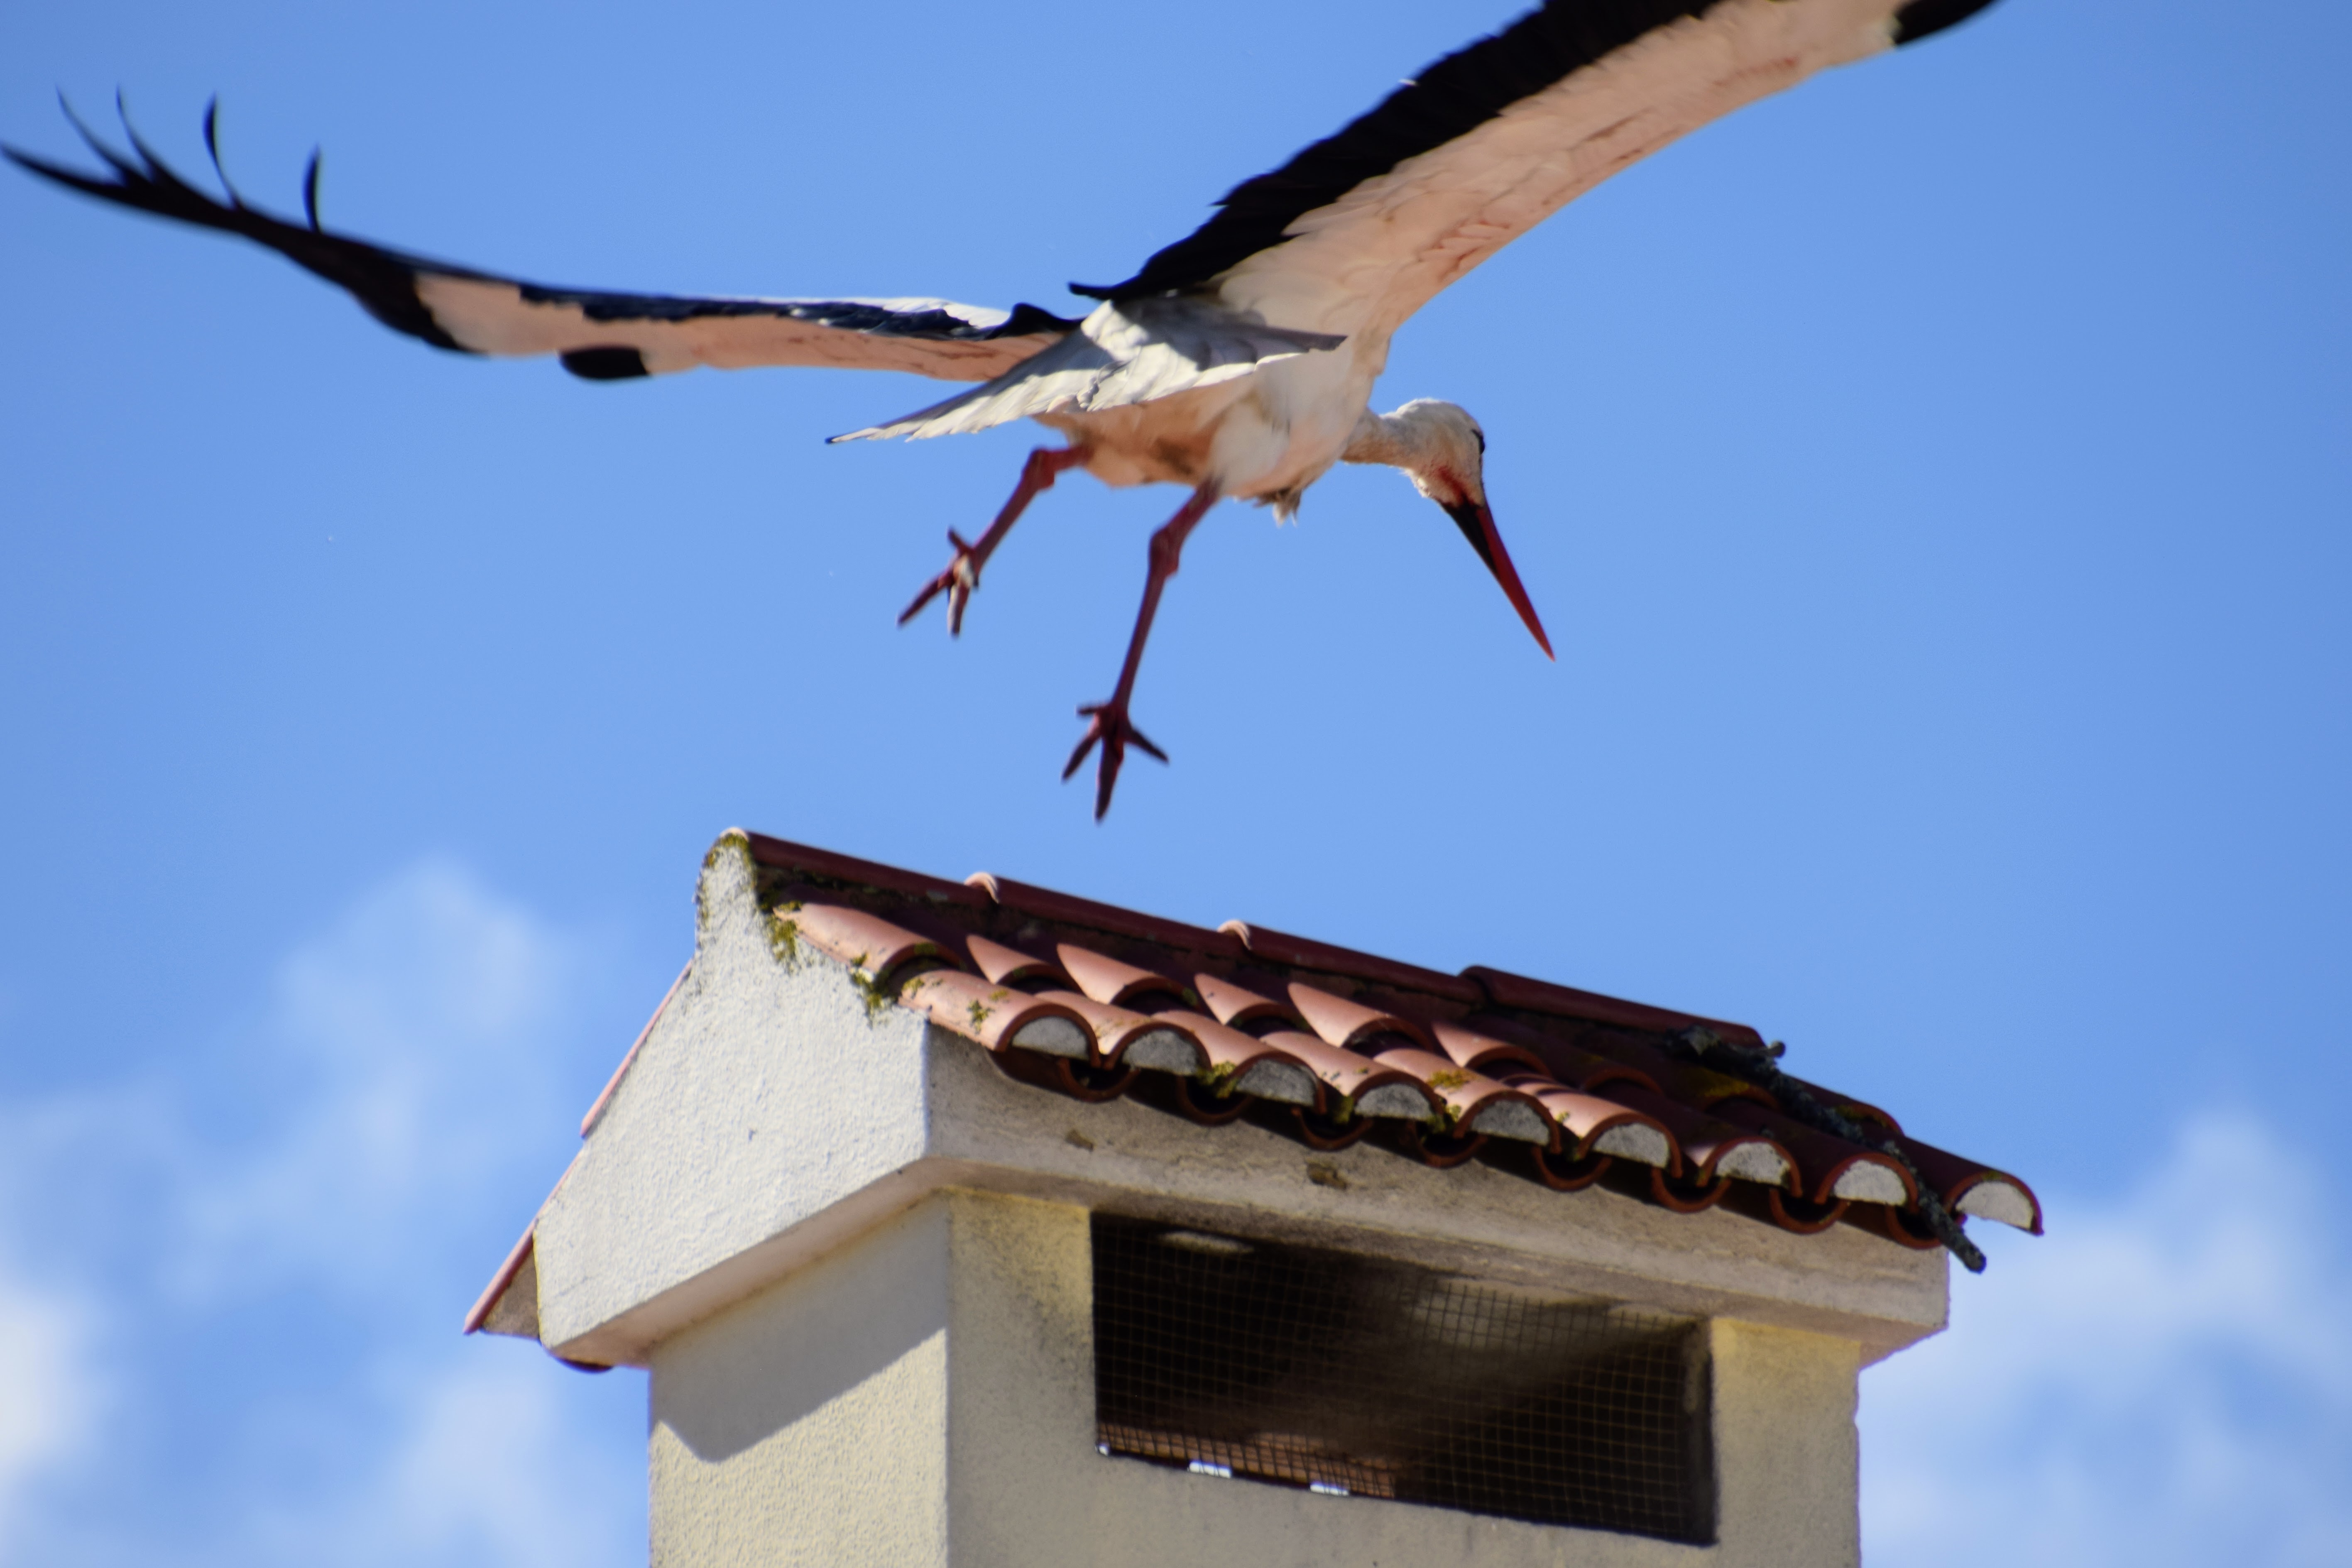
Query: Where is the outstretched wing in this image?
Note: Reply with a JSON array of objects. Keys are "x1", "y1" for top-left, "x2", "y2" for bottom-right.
[
  {"x1": 5, "y1": 103, "x2": 1079, "y2": 384},
  {"x1": 1077, "y1": 0, "x2": 1998, "y2": 339}
]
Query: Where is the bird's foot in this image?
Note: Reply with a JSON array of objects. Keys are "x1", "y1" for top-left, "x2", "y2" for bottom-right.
[
  {"x1": 1062, "y1": 699, "x2": 1167, "y2": 819},
  {"x1": 897, "y1": 529, "x2": 984, "y2": 635}
]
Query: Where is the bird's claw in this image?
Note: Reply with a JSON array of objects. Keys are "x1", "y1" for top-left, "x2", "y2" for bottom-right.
[
  {"x1": 1062, "y1": 700, "x2": 1167, "y2": 819},
  {"x1": 897, "y1": 528, "x2": 983, "y2": 634}
]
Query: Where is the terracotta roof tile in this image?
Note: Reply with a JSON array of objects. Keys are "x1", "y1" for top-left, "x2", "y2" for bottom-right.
[
  {"x1": 784, "y1": 901, "x2": 950, "y2": 986},
  {"x1": 1150, "y1": 1010, "x2": 1318, "y2": 1106},
  {"x1": 1034, "y1": 991, "x2": 1206, "y2": 1075},
  {"x1": 611, "y1": 833, "x2": 2040, "y2": 1269},
  {"x1": 1286, "y1": 983, "x2": 1437, "y2": 1053},
  {"x1": 958, "y1": 932, "x2": 1065, "y2": 988},
  {"x1": 1055, "y1": 945, "x2": 1187, "y2": 1011},
  {"x1": 1192, "y1": 973, "x2": 1300, "y2": 1031}
]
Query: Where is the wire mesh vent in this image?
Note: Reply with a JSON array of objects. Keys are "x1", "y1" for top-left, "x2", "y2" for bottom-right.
[{"x1": 1092, "y1": 1214, "x2": 1713, "y2": 1542}]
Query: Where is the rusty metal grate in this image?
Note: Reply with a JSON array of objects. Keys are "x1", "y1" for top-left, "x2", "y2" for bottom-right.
[{"x1": 1092, "y1": 1214, "x2": 1714, "y2": 1541}]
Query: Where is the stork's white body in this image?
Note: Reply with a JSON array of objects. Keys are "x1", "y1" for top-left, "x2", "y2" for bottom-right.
[{"x1": 1038, "y1": 318, "x2": 1381, "y2": 507}]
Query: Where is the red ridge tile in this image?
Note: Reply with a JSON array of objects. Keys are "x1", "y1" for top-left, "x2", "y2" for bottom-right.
[
  {"x1": 746, "y1": 833, "x2": 984, "y2": 905},
  {"x1": 1782, "y1": 1075, "x2": 1904, "y2": 1136},
  {"x1": 462, "y1": 1226, "x2": 534, "y2": 1335},
  {"x1": 1461, "y1": 965, "x2": 1767, "y2": 1048},
  {"x1": 1221, "y1": 920, "x2": 1484, "y2": 1004},
  {"x1": 580, "y1": 959, "x2": 690, "y2": 1139},
  {"x1": 969, "y1": 872, "x2": 1240, "y2": 956}
]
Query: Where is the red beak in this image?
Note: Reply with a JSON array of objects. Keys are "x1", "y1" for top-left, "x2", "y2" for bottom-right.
[{"x1": 1442, "y1": 498, "x2": 1554, "y2": 659}]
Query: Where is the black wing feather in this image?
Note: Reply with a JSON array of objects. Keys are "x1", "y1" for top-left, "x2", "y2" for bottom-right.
[
  {"x1": 6, "y1": 102, "x2": 1080, "y2": 378},
  {"x1": 1078, "y1": 0, "x2": 1999, "y2": 301},
  {"x1": 12, "y1": 101, "x2": 472, "y2": 347}
]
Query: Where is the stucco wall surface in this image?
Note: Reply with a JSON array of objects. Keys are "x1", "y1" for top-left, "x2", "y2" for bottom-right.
[
  {"x1": 650, "y1": 1199, "x2": 950, "y2": 1568},
  {"x1": 534, "y1": 835, "x2": 936, "y2": 1352},
  {"x1": 651, "y1": 1189, "x2": 1865, "y2": 1568}
]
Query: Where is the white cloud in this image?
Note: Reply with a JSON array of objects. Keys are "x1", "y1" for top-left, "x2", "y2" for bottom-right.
[
  {"x1": 234, "y1": 1356, "x2": 641, "y2": 1568},
  {"x1": 0, "y1": 859, "x2": 644, "y2": 1568},
  {"x1": 1861, "y1": 1112, "x2": 2352, "y2": 1567},
  {"x1": 0, "y1": 1243, "x2": 100, "y2": 1557},
  {"x1": 169, "y1": 859, "x2": 582, "y2": 1301}
]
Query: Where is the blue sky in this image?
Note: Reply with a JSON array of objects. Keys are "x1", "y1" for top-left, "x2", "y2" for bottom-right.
[{"x1": 0, "y1": 0, "x2": 2345, "y2": 1562}]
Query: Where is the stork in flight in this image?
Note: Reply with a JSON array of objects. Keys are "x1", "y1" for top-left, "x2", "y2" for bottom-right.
[{"x1": 8, "y1": 0, "x2": 2000, "y2": 817}]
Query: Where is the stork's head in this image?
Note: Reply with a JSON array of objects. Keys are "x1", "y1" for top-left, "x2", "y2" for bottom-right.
[{"x1": 1345, "y1": 399, "x2": 1553, "y2": 659}]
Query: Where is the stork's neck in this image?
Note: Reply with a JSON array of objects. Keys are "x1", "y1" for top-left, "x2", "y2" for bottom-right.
[{"x1": 1340, "y1": 407, "x2": 1418, "y2": 472}]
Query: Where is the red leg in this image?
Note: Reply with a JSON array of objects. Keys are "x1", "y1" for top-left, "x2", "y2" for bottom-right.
[
  {"x1": 1063, "y1": 482, "x2": 1221, "y2": 819},
  {"x1": 899, "y1": 445, "x2": 1089, "y2": 635}
]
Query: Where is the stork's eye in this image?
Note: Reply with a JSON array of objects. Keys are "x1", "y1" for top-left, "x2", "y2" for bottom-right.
[{"x1": 1473, "y1": 428, "x2": 1486, "y2": 453}]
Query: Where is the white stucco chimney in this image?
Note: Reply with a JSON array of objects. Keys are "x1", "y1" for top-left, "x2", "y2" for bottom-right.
[{"x1": 467, "y1": 831, "x2": 2036, "y2": 1567}]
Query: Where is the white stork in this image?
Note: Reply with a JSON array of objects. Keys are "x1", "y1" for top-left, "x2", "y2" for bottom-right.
[{"x1": 7, "y1": 0, "x2": 2000, "y2": 817}]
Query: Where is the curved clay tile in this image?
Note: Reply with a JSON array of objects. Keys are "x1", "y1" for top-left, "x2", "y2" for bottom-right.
[
  {"x1": 1150, "y1": 1010, "x2": 1317, "y2": 1107},
  {"x1": 1258, "y1": 1030, "x2": 1437, "y2": 1120},
  {"x1": 1426, "y1": 1020, "x2": 1547, "y2": 1078},
  {"x1": 988, "y1": 1046, "x2": 1136, "y2": 1105},
  {"x1": 1450, "y1": 1014, "x2": 1661, "y2": 1096},
  {"x1": 1710, "y1": 1101, "x2": 1916, "y2": 1207},
  {"x1": 1602, "y1": 1083, "x2": 1796, "y2": 1189},
  {"x1": 1498, "y1": 1075, "x2": 1675, "y2": 1167},
  {"x1": 1517, "y1": 1144, "x2": 1615, "y2": 1192},
  {"x1": 1286, "y1": 983, "x2": 1435, "y2": 1053},
  {"x1": 1366, "y1": 1048, "x2": 1549, "y2": 1143},
  {"x1": 1761, "y1": 1190, "x2": 1850, "y2": 1236},
  {"x1": 1953, "y1": 1178, "x2": 2039, "y2": 1232},
  {"x1": 961, "y1": 933, "x2": 1068, "y2": 989},
  {"x1": 1191, "y1": 973, "x2": 1300, "y2": 1032},
  {"x1": 1384, "y1": 1120, "x2": 1488, "y2": 1169},
  {"x1": 896, "y1": 971, "x2": 1089, "y2": 1060},
  {"x1": 1886, "y1": 1133, "x2": 2042, "y2": 1233},
  {"x1": 1033, "y1": 990, "x2": 1204, "y2": 1075},
  {"x1": 1645, "y1": 1167, "x2": 1733, "y2": 1214},
  {"x1": 1055, "y1": 944, "x2": 1189, "y2": 1010},
  {"x1": 786, "y1": 902, "x2": 957, "y2": 984}
]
